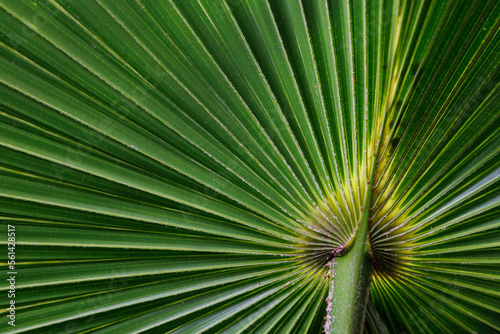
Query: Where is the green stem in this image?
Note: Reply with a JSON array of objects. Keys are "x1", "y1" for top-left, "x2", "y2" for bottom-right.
[{"x1": 326, "y1": 190, "x2": 374, "y2": 333}]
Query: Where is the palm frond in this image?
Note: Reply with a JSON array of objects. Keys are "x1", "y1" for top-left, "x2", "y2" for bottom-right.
[{"x1": 0, "y1": 0, "x2": 498, "y2": 333}]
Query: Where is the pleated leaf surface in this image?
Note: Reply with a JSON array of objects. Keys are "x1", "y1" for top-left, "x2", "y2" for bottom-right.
[{"x1": 0, "y1": 0, "x2": 498, "y2": 333}]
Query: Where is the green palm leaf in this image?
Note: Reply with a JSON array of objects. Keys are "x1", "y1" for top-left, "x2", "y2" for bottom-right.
[{"x1": 0, "y1": 0, "x2": 498, "y2": 333}]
